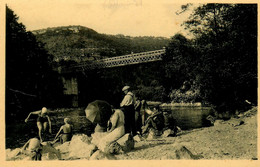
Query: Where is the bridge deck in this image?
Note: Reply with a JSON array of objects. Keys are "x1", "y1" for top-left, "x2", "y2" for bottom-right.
[{"x1": 61, "y1": 48, "x2": 165, "y2": 73}]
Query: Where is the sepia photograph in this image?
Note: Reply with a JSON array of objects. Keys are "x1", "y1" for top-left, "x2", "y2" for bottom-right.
[{"x1": 1, "y1": 0, "x2": 258, "y2": 164}]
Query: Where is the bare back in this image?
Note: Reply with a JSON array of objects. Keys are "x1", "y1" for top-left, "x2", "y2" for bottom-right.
[
  {"x1": 27, "y1": 138, "x2": 41, "y2": 151},
  {"x1": 114, "y1": 109, "x2": 125, "y2": 127},
  {"x1": 62, "y1": 124, "x2": 72, "y2": 134}
]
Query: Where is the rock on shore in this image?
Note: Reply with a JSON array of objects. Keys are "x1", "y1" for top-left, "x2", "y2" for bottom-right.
[{"x1": 6, "y1": 107, "x2": 257, "y2": 160}]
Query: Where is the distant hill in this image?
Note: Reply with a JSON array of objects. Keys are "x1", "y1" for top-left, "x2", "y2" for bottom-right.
[{"x1": 32, "y1": 25, "x2": 170, "y2": 62}]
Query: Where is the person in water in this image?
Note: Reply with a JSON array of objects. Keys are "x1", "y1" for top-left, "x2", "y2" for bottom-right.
[
  {"x1": 53, "y1": 117, "x2": 73, "y2": 144},
  {"x1": 25, "y1": 107, "x2": 52, "y2": 142}
]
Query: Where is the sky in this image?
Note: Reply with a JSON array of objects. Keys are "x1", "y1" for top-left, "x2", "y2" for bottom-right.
[{"x1": 5, "y1": 0, "x2": 197, "y2": 38}]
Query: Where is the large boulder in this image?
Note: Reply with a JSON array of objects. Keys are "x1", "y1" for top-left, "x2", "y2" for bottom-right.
[
  {"x1": 41, "y1": 142, "x2": 61, "y2": 160},
  {"x1": 6, "y1": 148, "x2": 22, "y2": 161},
  {"x1": 6, "y1": 141, "x2": 62, "y2": 161},
  {"x1": 55, "y1": 142, "x2": 70, "y2": 154},
  {"x1": 68, "y1": 134, "x2": 97, "y2": 159},
  {"x1": 89, "y1": 150, "x2": 116, "y2": 160},
  {"x1": 116, "y1": 133, "x2": 135, "y2": 152},
  {"x1": 104, "y1": 142, "x2": 123, "y2": 154}
]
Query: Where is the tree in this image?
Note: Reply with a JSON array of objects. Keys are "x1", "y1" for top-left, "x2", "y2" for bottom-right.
[
  {"x1": 163, "y1": 33, "x2": 199, "y2": 101},
  {"x1": 6, "y1": 6, "x2": 64, "y2": 120},
  {"x1": 182, "y1": 4, "x2": 257, "y2": 112}
]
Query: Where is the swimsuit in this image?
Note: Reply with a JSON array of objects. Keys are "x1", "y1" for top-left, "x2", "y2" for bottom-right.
[
  {"x1": 61, "y1": 132, "x2": 72, "y2": 143},
  {"x1": 31, "y1": 148, "x2": 42, "y2": 161},
  {"x1": 61, "y1": 126, "x2": 73, "y2": 143},
  {"x1": 37, "y1": 115, "x2": 48, "y2": 123}
]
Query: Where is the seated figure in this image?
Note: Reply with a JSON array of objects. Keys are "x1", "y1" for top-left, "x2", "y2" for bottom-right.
[
  {"x1": 91, "y1": 108, "x2": 125, "y2": 153},
  {"x1": 20, "y1": 137, "x2": 42, "y2": 160},
  {"x1": 142, "y1": 105, "x2": 164, "y2": 135},
  {"x1": 141, "y1": 103, "x2": 179, "y2": 137},
  {"x1": 53, "y1": 117, "x2": 73, "y2": 144}
]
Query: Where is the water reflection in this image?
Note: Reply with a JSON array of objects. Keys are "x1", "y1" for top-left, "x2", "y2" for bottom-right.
[{"x1": 160, "y1": 105, "x2": 214, "y2": 130}]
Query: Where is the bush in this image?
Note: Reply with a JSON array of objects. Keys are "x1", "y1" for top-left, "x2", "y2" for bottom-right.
[{"x1": 169, "y1": 89, "x2": 200, "y2": 103}]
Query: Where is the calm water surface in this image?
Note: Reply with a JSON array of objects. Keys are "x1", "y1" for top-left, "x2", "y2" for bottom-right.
[{"x1": 161, "y1": 105, "x2": 214, "y2": 130}]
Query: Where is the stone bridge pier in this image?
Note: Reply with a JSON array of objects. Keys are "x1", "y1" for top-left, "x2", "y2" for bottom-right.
[{"x1": 60, "y1": 73, "x2": 79, "y2": 107}]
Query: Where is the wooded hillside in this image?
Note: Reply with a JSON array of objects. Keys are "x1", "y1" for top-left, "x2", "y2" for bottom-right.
[
  {"x1": 6, "y1": 4, "x2": 257, "y2": 120},
  {"x1": 33, "y1": 26, "x2": 170, "y2": 63}
]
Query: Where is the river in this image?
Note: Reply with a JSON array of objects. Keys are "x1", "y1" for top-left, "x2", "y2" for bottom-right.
[{"x1": 6, "y1": 104, "x2": 213, "y2": 149}]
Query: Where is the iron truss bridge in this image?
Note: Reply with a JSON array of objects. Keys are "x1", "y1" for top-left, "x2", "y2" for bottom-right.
[{"x1": 60, "y1": 48, "x2": 166, "y2": 73}]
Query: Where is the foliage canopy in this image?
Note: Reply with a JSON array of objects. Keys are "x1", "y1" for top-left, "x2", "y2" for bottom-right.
[
  {"x1": 164, "y1": 4, "x2": 257, "y2": 113},
  {"x1": 6, "y1": 6, "x2": 64, "y2": 119}
]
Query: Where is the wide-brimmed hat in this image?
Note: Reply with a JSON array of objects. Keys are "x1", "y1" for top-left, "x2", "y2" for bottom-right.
[{"x1": 122, "y1": 86, "x2": 130, "y2": 91}]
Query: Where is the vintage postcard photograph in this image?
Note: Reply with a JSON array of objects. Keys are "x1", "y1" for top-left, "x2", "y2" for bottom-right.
[{"x1": 1, "y1": 0, "x2": 259, "y2": 166}]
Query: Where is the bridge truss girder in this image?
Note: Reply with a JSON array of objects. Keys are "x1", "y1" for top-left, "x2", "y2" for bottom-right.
[{"x1": 61, "y1": 49, "x2": 165, "y2": 73}]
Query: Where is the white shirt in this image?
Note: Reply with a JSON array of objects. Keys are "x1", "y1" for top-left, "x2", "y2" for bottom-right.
[{"x1": 120, "y1": 92, "x2": 135, "y2": 107}]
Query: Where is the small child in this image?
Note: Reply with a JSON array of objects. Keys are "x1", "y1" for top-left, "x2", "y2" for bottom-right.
[{"x1": 53, "y1": 117, "x2": 73, "y2": 144}]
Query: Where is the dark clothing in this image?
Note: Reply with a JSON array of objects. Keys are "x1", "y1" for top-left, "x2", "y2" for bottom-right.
[
  {"x1": 140, "y1": 100, "x2": 149, "y2": 126},
  {"x1": 135, "y1": 111, "x2": 142, "y2": 134},
  {"x1": 31, "y1": 149, "x2": 42, "y2": 161},
  {"x1": 152, "y1": 113, "x2": 165, "y2": 131},
  {"x1": 60, "y1": 125, "x2": 73, "y2": 144},
  {"x1": 163, "y1": 113, "x2": 178, "y2": 136},
  {"x1": 142, "y1": 112, "x2": 165, "y2": 134},
  {"x1": 134, "y1": 100, "x2": 142, "y2": 134},
  {"x1": 37, "y1": 115, "x2": 48, "y2": 123},
  {"x1": 122, "y1": 105, "x2": 136, "y2": 136},
  {"x1": 60, "y1": 133, "x2": 72, "y2": 144},
  {"x1": 134, "y1": 100, "x2": 142, "y2": 112},
  {"x1": 163, "y1": 114, "x2": 176, "y2": 130}
]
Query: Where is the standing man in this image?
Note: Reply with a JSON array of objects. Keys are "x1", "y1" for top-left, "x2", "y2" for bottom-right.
[{"x1": 120, "y1": 86, "x2": 137, "y2": 136}]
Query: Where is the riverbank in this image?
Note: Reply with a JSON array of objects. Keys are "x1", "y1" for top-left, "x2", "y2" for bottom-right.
[
  {"x1": 116, "y1": 106, "x2": 257, "y2": 159},
  {"x1": 6, "y1": 106, "x2": 257, "y2": 160}
]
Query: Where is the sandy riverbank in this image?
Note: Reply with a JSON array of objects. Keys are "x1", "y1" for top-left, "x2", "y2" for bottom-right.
[
  {"x1": 6, "y1": 107, "x2": 257, "y2": 160},
  {"x1": 115, "y1": 106, "x2": 257, "y2": 160}
]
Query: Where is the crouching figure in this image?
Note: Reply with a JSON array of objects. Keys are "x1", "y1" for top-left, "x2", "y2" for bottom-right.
[{"x1": 20, "y1": 137, "x2": 42, "y2": 160}]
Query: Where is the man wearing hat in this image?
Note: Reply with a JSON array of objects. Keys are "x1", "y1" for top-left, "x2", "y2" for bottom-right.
[{"x1": 120, "y1": 86, "x2": 137, "y2": 136}]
